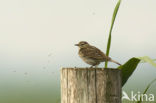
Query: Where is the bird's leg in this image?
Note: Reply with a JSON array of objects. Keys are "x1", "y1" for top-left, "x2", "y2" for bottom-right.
[
  {"x1": 95, "y1": 65, "x2": 98, "y2": 68},
  {"x1": 90, "y1": 65, "x2": 98, "y2": 68},
  {"x1": 90, "y1": 65, "x2": 93, "y2": 68}
]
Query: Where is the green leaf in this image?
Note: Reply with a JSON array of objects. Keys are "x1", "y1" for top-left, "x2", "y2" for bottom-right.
[
  {"x1": 140, "y1": 58, "x2": 156, "y2": 63},
  {"x1": 137, "y1": 78, "x2": 156, "y2": 103},
  {"x1": 118, "y1": 57, "x2": 140, "y2": 86},
  {"x1": 137, "y1": 56, "x2": 156, "y2": 68},
  {"x1": 105, "y1": 0, "x2": 121, "y2": 68}
]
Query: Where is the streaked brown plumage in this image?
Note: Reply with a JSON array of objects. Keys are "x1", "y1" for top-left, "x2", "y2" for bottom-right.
[{"x1": 75, "y1": 41, "x2": 121, "y2": 67}]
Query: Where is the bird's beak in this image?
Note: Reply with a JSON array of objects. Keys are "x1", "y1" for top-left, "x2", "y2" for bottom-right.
[{"x1": 75, "y1": 44, "x2": 79, "y2": 46}]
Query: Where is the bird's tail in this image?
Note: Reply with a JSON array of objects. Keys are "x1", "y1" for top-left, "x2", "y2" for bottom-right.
[{"x1": 110, "y1": 59, "x2": 121, "y2": 65}]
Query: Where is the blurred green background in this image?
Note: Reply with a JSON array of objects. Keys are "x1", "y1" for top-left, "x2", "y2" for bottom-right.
[{"x1": 0, "y1": 0, "x2": 156, "y2": 103}]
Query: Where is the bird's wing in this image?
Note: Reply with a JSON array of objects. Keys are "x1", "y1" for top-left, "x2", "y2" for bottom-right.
[{"x1": 80, "y1": 46, "x2": 110, "y2": 61}]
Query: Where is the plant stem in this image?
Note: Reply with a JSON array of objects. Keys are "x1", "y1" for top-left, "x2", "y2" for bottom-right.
[{"x1": 105, "y1": 0, "x2": 121, "y2": 68}]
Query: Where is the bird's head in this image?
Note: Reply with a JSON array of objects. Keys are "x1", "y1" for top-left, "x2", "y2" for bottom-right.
[{"x1": 75, "y1": 41, "x2": 89, "y2": 48}]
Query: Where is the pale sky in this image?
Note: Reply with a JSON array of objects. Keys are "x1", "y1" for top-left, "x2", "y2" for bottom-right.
[
  {"x1": 0, "y1": 0, "x2": 156, "y2": 80},
  {"x1": 0, "y1": 0, "x2": 156, "y2": 62}
]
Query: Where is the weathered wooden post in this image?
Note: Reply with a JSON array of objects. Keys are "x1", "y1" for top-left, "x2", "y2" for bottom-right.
[{"x1": 61, "y1": 68, "x2": 121, "y2": 103}]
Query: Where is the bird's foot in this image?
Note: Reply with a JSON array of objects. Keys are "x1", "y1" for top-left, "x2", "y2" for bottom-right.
[{"x1": 90, "y1": 66, "x2": 93, "y2": 68}]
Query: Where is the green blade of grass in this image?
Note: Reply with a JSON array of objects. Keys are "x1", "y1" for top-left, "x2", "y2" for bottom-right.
[
  {"x1": 136, "y1": 78, "x2": 156, "y2": 103},
  {"x1": 118, "y1": 57, "x2": 140, "y2": 86},
  {"x1": 140, "y1": 59, "x2": 156, "y2": 63},
  {"x1": 105, "y1": 0, "x2": 121, "y2": 68}
]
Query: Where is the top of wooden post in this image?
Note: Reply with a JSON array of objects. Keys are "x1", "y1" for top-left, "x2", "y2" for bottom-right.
[
  {"x1": 61, "y1": 67, "x2": 121, "y2": 103},
  {"x1": 61, "y1": 67, "x2": 120, "y2": 71}
]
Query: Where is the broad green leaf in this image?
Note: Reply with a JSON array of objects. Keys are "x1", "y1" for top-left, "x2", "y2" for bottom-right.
[
  {"x1": 105, "y1": 0, "x2": 121, "y2": 68},
  {"x1": 137, "y1": 56, "x2": 156, "y2": 68},
  {"x1": 137, "y1": 78, "x2": 156, "y2": 103},
  {"x1": 118, "y1": 57, "x2": 140, "y2": 86}
]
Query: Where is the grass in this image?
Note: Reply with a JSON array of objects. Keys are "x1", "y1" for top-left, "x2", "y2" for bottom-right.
[{"x1": 105, "y1": 0, "x2": 121, "y2": 68}]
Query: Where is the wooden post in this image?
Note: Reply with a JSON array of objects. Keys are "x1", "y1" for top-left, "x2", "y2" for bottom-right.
[{"x1": 61, "y1": 68, "x2": 121, "y2": 103}]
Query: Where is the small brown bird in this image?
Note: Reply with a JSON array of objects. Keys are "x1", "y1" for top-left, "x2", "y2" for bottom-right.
[{"x1": 75, "y1": 41, "x2": 121, "y2": 67}]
